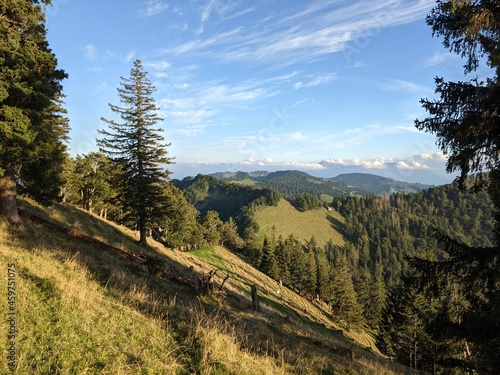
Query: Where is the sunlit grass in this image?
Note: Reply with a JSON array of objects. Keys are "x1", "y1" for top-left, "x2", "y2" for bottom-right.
[
  {"x1": 0, "y1": 228, "x2": 182, "y2": 374},
  {"x1": 253, "y1": 199, "x2": 345, "y2": 246},
  {"x1": 188, "y1": 246, "x2": 226, "y2": 269},
  {"x1": 0, "y1": 199, "x2": 412, "y2": 374}
]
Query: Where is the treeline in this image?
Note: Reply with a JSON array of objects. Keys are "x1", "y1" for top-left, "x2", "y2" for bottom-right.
[
  {"x1": 173, "y1": 174, "x2": 281, "y2": 239},
  {"x1": 255, "y1": 232, "x2": 384, "y2": 327},
  {"x1": 292, "y1": 192, "x2": 324, "y2": 212},
  {"x1": 59, "y1": 154, "x2": 280, "y2": 250},
  {"x1": 257, "y1": 170, "x2": 367, "y2": 200},
  {"x1": 331, "y1": 184, "x2": 494, "y2": 288}
]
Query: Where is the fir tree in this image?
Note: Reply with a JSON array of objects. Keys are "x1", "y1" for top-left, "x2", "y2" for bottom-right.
[
  {"x1": 97, "y1": 59, "x2": 174, "y2": 245},
  {"x1": 413, "y1": 1, "x2": 500, "y2": 372},
  {"x1": 329, "y1": 254, "x2": 364, "y2": 326},
  {"x1": 261, "y1": 229, "x2": 279, "y2": 278},
  {"x1": 0, "y1": 0, "x2": 69, "y2": 222},
  {"x1": 154, "y1": 183, "x2": 204, "y2": 249}
]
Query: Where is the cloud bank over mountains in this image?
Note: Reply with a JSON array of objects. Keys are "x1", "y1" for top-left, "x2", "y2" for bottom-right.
[{"x1": 171, "y1": 152, "x2": 457, "y2": 185}]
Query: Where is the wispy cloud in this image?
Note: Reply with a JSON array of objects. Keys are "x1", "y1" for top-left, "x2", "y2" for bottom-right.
[
  {"x1": 138, "y1": 0, "x2": 168, "y2": 17},
  {"x1": 379, "y1": 79, "x2": 429, "y2": 93},
  {"x1": 421, "y1": 51, "x2": 453, "y2": 68},
  {"x1": 157, "y1": 71, "x2": 296, "y2": 132},
  {"x1": 83, "y1": 44, "x2": 136, "y2": 64},
  {"x1": 82, "y1": 44, "x2": 97, "y2": 60},
  {"x1": 316, "y1": 123, "x2": 418, "y2": 150},
  {"x1": 164, "y1": 0, "x2": 434, "y2": 66},
  {"x1": 295, "y1": 72, "x2": 337, "y2": 89},
  {"x1": 347, "y1": 60, "x2": 367, "y2": 69},
  {"x1": 144, "y1": 61, "x2": 172, "y2": 71},
  {"x1": 167, "y1": 109, "x2": 218, "y2": 125},
  {"x1": 170, "y1": 124, "x2": 209, "y2": 136}
]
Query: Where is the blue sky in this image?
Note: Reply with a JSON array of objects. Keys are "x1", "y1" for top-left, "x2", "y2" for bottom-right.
[{"x1": 45, "y1": 0, "x2": 471, "y2": 184}]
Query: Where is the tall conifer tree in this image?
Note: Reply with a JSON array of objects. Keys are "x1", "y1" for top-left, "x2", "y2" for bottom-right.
[
  {"x1": 97, "y1": 59, "x2": 174, "y2": 245},
  {"x1": 0, "y1": 0, "x2": 69, "y2": 222},
  {"x1": 413, "y1": 1, "x2": 500, "y2": 372}
]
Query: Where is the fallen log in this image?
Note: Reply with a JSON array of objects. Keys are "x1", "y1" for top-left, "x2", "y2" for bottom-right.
[{"x1": 18, "y1": 208, "x2": 141, "y2": 263}]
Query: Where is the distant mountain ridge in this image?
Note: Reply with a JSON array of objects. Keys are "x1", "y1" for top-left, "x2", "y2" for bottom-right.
[
  {"x1": 330, "y1": 173, "x2": 434, "y2": 195},
  {"x1": 210, "y1": 170, "x2": 434, "y2": 197}
]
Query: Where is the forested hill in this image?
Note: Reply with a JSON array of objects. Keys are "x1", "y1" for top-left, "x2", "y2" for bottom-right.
[
  {"x1": 210, "y1": 170, "x2": 370, "y2": 200},
  {"x1": 210, "y1": 170, "x2": 433, "y2": 198},
  {"x1": 331, "y1": 182, "x2": 494, "y2": 287},
  {"x1": 172, "y1": 174, "x2": 280, "y2": 221},
  {"x1": 330, "y1": 173, "x2": 434, "y2": 195},
  {"x1": 258, "y1": 171, "x2": 371, "y2": 200}
]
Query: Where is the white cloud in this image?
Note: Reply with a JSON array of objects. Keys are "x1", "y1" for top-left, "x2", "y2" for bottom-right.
[
  {"x1": 238, "y1": 158, "x2": 326, "y2": 170},
  {"x1": 320, "y1": 153, "x2": 447, "y2": 171},
  {"x1": 158, "y1": 77, "x2": 281, "y2": 128},
  {"x1": 168, "y1": 109, "x2": 217, "y2": 125},
  {"x1": 138, "y1": 0, "x2": 168, "y2": 17},
  {"x1": 321, "y1": 157, "x2": 389, "y2": 169},
  {"x1": 124, "y1": 50, "x2": 137, "y2": 63},
  {"x1": 380, "y1": 79, "x2": 429, "y2": 93},
  {"x1": 170, "y1": 124, "x2": 208, "y2": 136},
  {"x1": 348, "y1": 60, "x2": 367, "y2": 69},
  {"x1": 165, "y1": 0, "x2": 435, "y2": 66},
  {"x1": 305, "y1": 73, "x2": 337, "y2": 87},
  {"x1": 82, "y1": 44, "x2": 97, "y2": 60},
  {"x1": 81, "y1": 44, "x2": 136, "y2": 63},
  {"x1": 421, "y1": 51, "x2": 452, "y2": 68},
  {"x1": 144, "y1": 61, "x2": 172, "y2": 71}
]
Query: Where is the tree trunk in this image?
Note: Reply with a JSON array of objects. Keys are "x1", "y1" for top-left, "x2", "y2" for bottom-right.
[
  {"x1": 139, "y1": 211, "x2": 148, "y2": 246},
  {"x1": 0, "y1": 166, "x2": 21, "y2": 223}
]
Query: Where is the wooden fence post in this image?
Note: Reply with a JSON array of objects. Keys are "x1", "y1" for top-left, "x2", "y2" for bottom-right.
[{"x1": 251, "y1": 284, "x2": 261, "y2": 312}]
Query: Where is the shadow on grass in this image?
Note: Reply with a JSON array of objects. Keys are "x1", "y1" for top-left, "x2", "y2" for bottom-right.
[
  {"x1": 17, "y1": 198, "x2": 147, "y2": 255},
  {"x1": 8, "y1": 199, "x2": 404, "y2": 374},
  {"x1": 326, "y1": 213, "x2": 345, "y2": 238}
]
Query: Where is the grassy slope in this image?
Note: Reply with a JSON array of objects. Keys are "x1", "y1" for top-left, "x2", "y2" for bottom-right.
[
  {"x1": 0, "y1": 198, "x2": 413, "y2": 374},
  {"x1": 253, "y1": 199, "x2": 345, "y2": 246}
]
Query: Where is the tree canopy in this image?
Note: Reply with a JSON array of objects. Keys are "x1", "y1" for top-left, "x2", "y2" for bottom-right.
[
  {"x1": 0, "y1": 0, "x2": 69, "y2": 222},
  {"x1": 403, "y1": 1, "x2": 500, "y2": 372},
  {"x1": 97, "y1": 59, "x2": 174, "y2": 245}
]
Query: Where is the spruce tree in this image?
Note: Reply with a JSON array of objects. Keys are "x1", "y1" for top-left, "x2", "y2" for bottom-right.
[
  {"x1": 261, "y1": 230, "x2": 279, "y2": 279},
  {"x1": 413, "y1": 1, "x2": 500, "y2": 372},
  {"x1": 0, "y1": 0, "x2": 69, "y2": 222},
  {"x1": 97, "y1": 59, "x2": 174, "y2": 245}
]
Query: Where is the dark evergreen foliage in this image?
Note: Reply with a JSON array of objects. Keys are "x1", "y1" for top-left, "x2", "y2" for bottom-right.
[
  {"x1": 292, "y1": 192, "x2": 323, "y2": 212},
  {"x1": 384, "y1": 1, "x2": 500, "y2": 372},
  {"x1": 0, "y1": 0, "x2": 69, "y2": 221},
  {"x1": 97, "y1": 60, "x2": 174, "y2": 245},
  {"x1": 332, "y1": 183, "x2": 494, "y2": 289},
  {"x1": 173, "y1": 174, "x2": 280, "y2": 238},
  {"x1": 258, "y1": 170, "x2": 369, "y2": 200}
]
